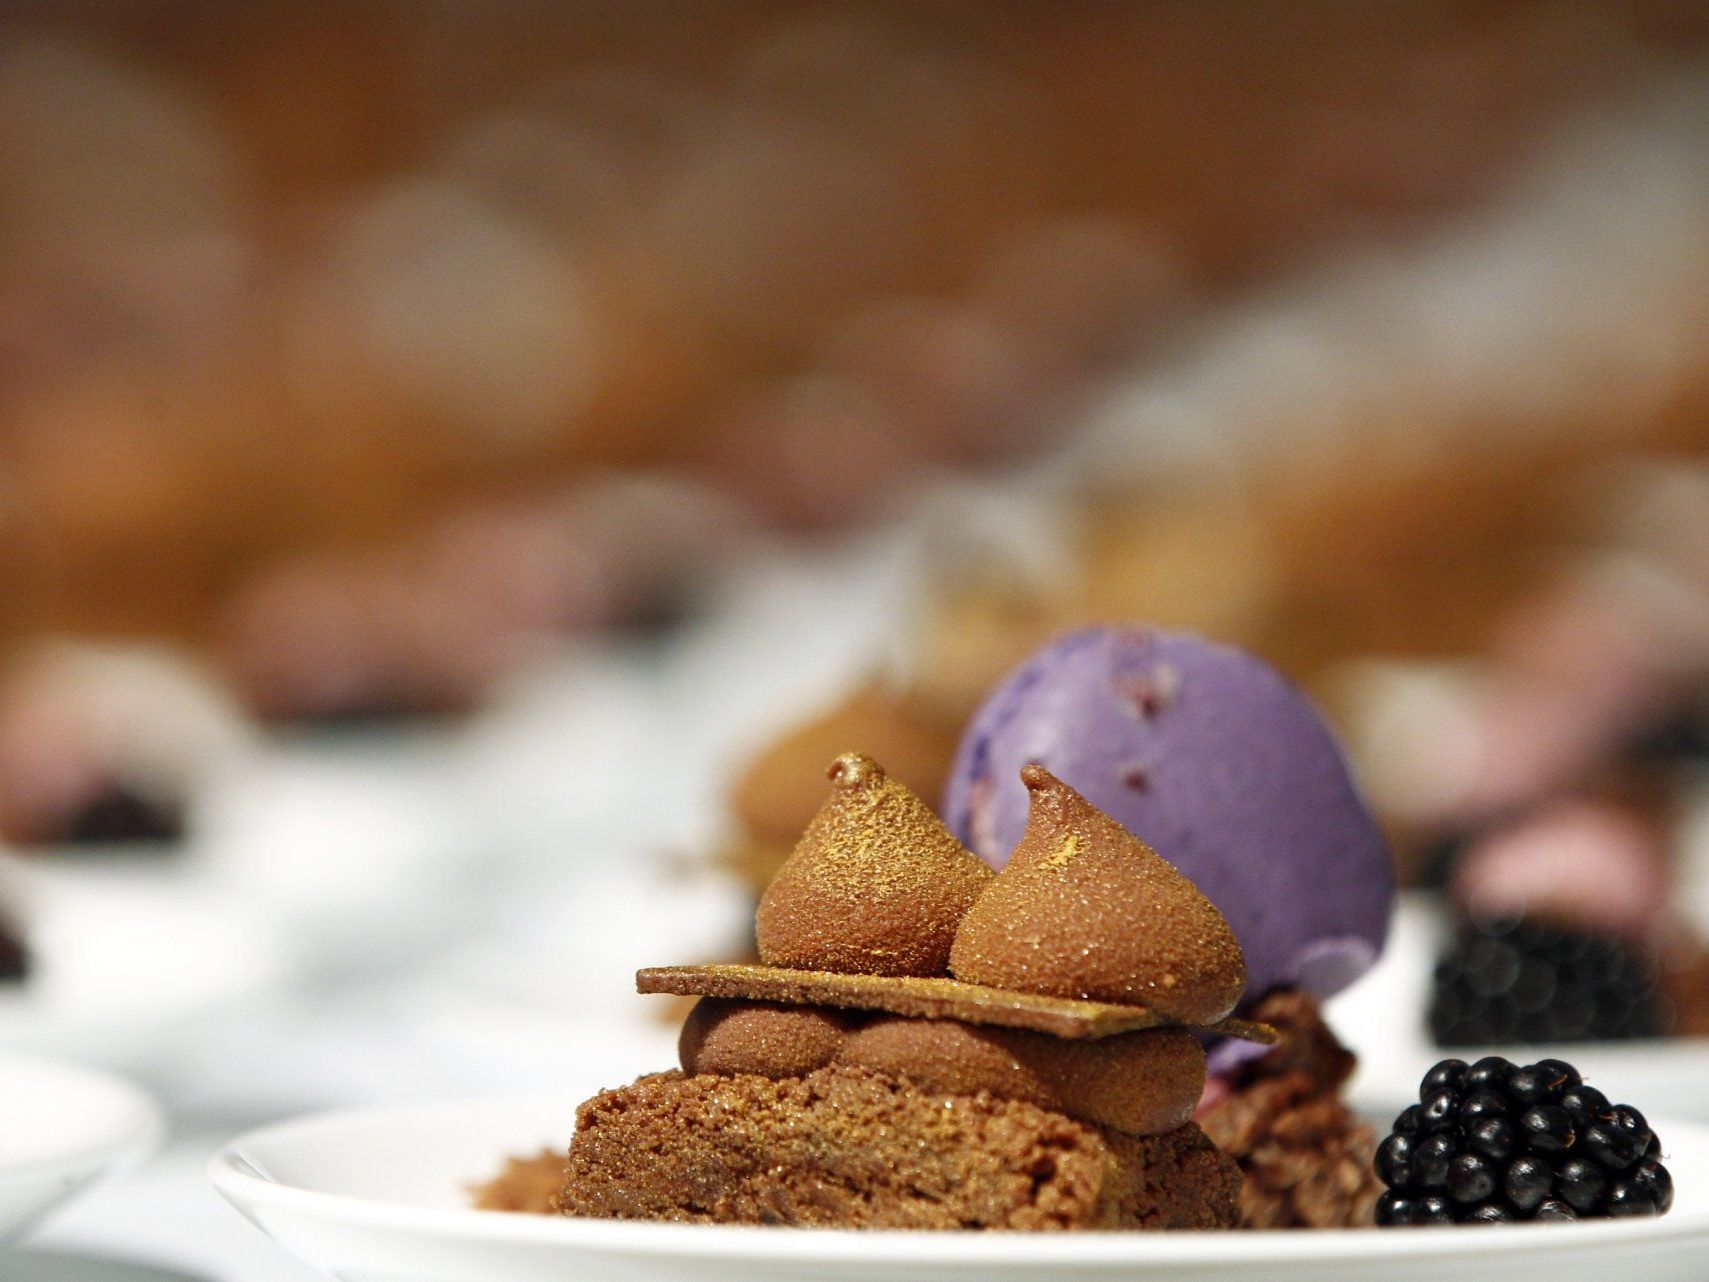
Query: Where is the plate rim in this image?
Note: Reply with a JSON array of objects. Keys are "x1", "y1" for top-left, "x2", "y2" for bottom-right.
[{"x1": 208, "y1": 1096, "x2": 1709, "y2": 1265}]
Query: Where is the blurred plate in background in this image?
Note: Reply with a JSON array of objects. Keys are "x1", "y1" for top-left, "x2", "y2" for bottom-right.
[
  {"x1": 0, "y1": 853, "x2": 297, "y2": 1074},
  {"x1": 0, "y1": 1051, "x2": 163, "y2": 1244}
]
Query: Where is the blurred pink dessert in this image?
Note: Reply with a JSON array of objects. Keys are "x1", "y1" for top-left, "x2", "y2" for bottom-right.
[
  {"x1": 0, "y1": 643, "x2": 251, "y2": 847},
  {"x1": 1450, "y1": 798, "x2": 1671, "y2": 944}
]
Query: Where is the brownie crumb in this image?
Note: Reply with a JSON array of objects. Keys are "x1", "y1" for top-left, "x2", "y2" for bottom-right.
[
  {"x1": 472, "y1": 1149, "x2": 568, "y2": 1214},
  {"x1": 1197, "y1": 991, "x2": 1381, "y2": 1229}
]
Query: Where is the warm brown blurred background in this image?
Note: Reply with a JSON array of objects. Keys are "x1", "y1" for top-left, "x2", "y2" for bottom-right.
[{"x1": 6, "y1": 1, "x2": 1709, "y2": 857}]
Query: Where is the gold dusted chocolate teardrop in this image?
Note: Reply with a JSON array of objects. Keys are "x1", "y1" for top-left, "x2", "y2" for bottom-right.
[
  {"x1": 949, "y1": 764, "x2": 1246, "y2": 1023},
  {"x1": 755, "y1": 752, "x2": 994, "y2": 977}
]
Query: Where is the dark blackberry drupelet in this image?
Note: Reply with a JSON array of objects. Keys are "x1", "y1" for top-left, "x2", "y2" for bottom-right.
[
  {"x1": 1374, "y1": 1056, "x2": 1673, "y2": 1226},
  {"x1": 1429, "y1": 917, "x2": 1667, "y2": 1045}
]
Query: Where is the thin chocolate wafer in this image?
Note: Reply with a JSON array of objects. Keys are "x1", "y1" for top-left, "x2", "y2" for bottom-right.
[{"x1": 636, "y1": 963, "x2": 1276, "y2": 1043}]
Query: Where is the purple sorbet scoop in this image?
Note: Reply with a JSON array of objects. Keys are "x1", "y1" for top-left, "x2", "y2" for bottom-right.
[{"x1": 944, "y1": 626, "x2": 1394, "y2": 1012}]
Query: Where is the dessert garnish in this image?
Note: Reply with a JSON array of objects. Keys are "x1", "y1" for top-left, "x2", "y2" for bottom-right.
[
  {"x1": 950, "y1": 763, "x2": 1245, "y2": 1023},
  {"x1": 642, "y1": 753, "x2": 1271, "y2": 1043},
  {"x1": 638, "y1": 963, "x2": 1275, "y2": 1041},
  {"x1": 1375, "y1": 1056, "x2": 1673, "y2": 1225},
  {"x1": 754, "y1": 751, "x2": 992, "y2": 977}
]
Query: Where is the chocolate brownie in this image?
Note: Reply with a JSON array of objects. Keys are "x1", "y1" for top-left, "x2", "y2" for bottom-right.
[{"x1": 556, "y1": 1065, "x2": 1239, "y2": 1230}]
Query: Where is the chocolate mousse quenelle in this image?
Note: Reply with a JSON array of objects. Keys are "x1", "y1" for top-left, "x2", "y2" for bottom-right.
[{"x1": 945, "y1": 627, "x2": 1398, "y2": 1227}]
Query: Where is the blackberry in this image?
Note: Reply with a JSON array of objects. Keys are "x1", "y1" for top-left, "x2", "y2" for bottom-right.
[
  {"x1": 1429, "y1": 916, "x2": 1667, "y2": 1044},
  {"x1": 1374, "y1": 1056, "x2": 1672, "y2": 1226}
]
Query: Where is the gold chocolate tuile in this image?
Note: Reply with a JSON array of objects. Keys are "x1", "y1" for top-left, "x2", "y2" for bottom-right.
[
  {"x1": 949, "y1": 764, "x2": 1247, "y2": 1024},
  {"x1": 636, "y1": 963, "x2": 1276, "y2": 1043},
  {"x1": 755, "y1": 752, "x2": 993, "y2": 977}
]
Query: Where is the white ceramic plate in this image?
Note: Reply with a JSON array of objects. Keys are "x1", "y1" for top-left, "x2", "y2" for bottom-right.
[
  {"x1": 0, "y1": 1051, "x2": 164, "y2": 1243},
  {"x1": 1329, "y1": 893, "x2": 1709, "y2": 1120},
  {"x1": 211, "y1": 1089, "x2": 1709, "y2": 1282}
]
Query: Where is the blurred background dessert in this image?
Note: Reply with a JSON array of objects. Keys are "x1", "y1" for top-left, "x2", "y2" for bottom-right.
[{"x1": 5, "y1": 1, "x2": 1709, "y2": 712}]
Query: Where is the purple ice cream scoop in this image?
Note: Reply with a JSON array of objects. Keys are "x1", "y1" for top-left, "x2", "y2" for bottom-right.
[{"x1": 945, "y1": 626, "x2": 1393, "y2": 1014}]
